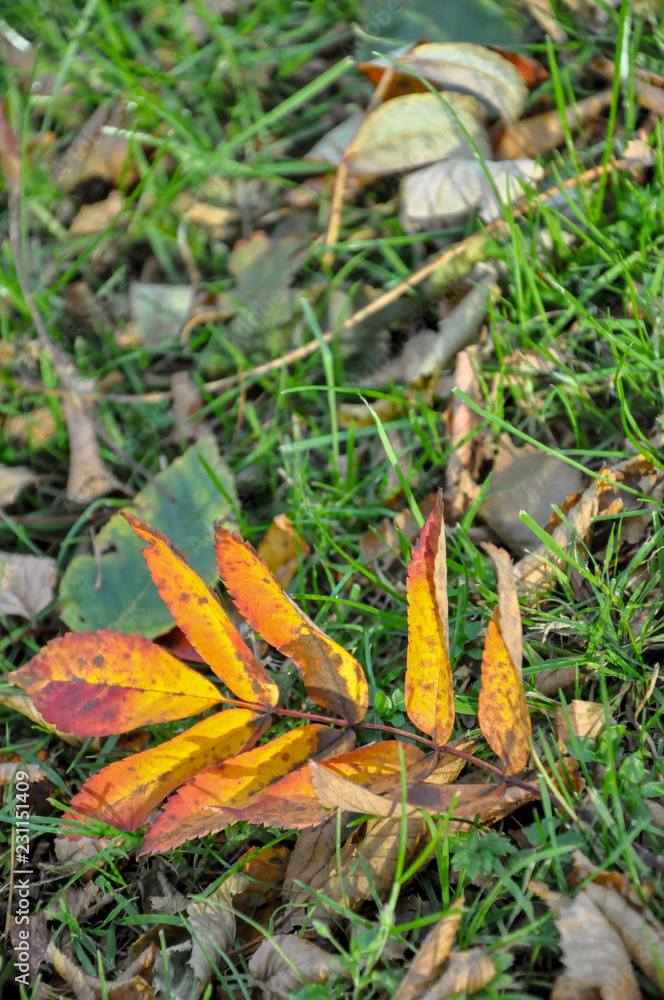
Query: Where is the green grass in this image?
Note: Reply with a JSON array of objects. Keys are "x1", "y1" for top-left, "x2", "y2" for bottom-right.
[{"x1": 2, "y1": 0, "x2": 664, "y2": 997}]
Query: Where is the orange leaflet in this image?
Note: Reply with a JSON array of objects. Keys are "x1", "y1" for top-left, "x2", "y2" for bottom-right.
[
  {"x1": 214, "y1": 525, "x2": 368, "y2": 724},
  {"x1": 64, "y1": 709, "x2": 268, "y2": 830},
  {"x1": 10, "y1": 631, "x2": 222, "y2": 736},
  {"x1": 124, "y1": 514, "x2": 279, "y2": 708},
  {"x1": 405, "y1": 491, "x2": 455, "y2": 746},
  {"x1": 141, "y1": 725, "x2": 352, "y2": 854},
  {"x1": 477, "y1": 610, "x2": 532, "y2": 774}
]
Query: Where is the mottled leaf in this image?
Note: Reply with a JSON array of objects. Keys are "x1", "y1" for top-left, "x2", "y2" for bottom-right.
[
  {"x1": 405, "y1": 491, "x2": 454, "y2": 746},
  {"x1": 478, "y1": 611, "x2": 531, "y2": 773},
  {"x1": 10, "y1": 632, "x2": 222, "y2": 736},
  {"x1": 142, "y1": 726, "x2": 353, "y2": 853},
  {"x1": 65, "y1": 709, "x2": 267, "y2": 830},
  {"x1": 214, "y1": 525, "x2": 368, "y2": 723},
  {"x1": 124, "y1": 513, "x2": 279, "y2": 708}
]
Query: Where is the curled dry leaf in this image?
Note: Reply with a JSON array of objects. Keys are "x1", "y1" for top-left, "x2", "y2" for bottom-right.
[
  {"x1": 556, "y1": 700, "x2": 605, "y2": 746},
  {"x1": 405, "y1": 490, "x2": 454, "y2": 746},
  {"x1": 395, "y1": 909, "x2": 462, "y2": 1000},
  {"x1": 513, "y1": 441, "x2": 664, "y2": 596},
  {"x1": 63, "y1": 389, "x2": 120, "y2": 505},
  {"x1": 530, "y1": 881, "x2": 641, "y2": 1000},
  {"x1": 0, "y1": 552, "x2": 56, "y2": 619},
  {"x1": 69, "y1": 190, "x2": 125, "y2": 236},
  {"x1": 420, "y1": 948, "x2": 496, "y2": 1000},
  {"x1": 361, "y1": 43, "x2": 527, "y2": 121},
  {"x1": 401, "y1": 158, "x2": 544, "y2": 231},
  {"x1": 249, "y1": 934, "x2": 348, "y2": 1000},
  {"x1": 344, "y1": 92, "x2": 491, "y2": 176},
  {"x1": 582, "y1": 882, "x2": 664, "y2": 990},
  {"x1": 0, "y1": 463, "x2": 37, "y2": 506},
  {"x1": 495, "y1": 89, "x2": 614, "y2": 159}
]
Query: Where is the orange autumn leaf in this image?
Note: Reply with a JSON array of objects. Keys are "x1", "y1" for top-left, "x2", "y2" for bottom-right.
[
  {"x1": 478, "y1": 611, "x2": 531, "y2": 774},
  {"x1": 10, "y1": 631, "x2": 223, "y2": 736},
  {"x1": 142, "y1": 725, "x2": 352, "y2": 853},
  {"x1": 214, "y1": 525, "x2": 368, "y2": 724},
  {"x1": 405, "y1": 491, "x2": 454, "y2": 746},
  {"x1": 124, "y1": 513, "x2": 279, "y2": 708},
  {"x1": 65, "y1": 708, "x2": 268, "y2": 830}
]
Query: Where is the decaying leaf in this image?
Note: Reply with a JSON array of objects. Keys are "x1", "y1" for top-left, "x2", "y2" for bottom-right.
[
  {"x1": 405, "y1": 491, "x2": 454, "y2": 747},
  {"x1": 362, "y1": 43, "x2": 527, "y2": 121},
  {"x1": 478, "y1": 434, "x2": 585, "y2": 556},
  {"x1": 513, "y1": 442, "x2": 664, "y2": 595},
  {"x1": 478, "y1": 609, "x2": 531, "y2": 774},
  {"x1": 556, "y1": 700, "x2": 605, "y2": 745},
  {"x1": 344, "y1": 92, "x2": 491, "y2": 176},
  {"x1": 0, "y1": 552, "x2": 56, "y2": 619},
  {"x1": 419, "y1": 948, "x2": 496, "y2": 1000},
  {"x1": 169, "y1": 371, "x2": 209, "y2": 445},
  {"x1": 215, "y1": 524, "x2": 369, "y2": 723},
  {"x1": 249, "y1": 934, "x2": 348, "y2": 1000},
  {"x1": 63, "y1": 389, "x2": 120, "y2": 505},
  {"x1": 495, "y1": 89, "x2": 614, "y2": 159},
  {"x1": 395, "y1": 909, "x2": 462, "y2": 1000},
  {"x1": 401, "y1": 158, "x2": 544, "y2": 231},
  {"x1": 0, "y1": 463, "x2": 37, "y2": 506},
  {"x1": 530, "y1": 881, "x2": 642, "y2": 1000},
  {"x1": 69, "y1": 190, "x2": 125, "y2": 236}
]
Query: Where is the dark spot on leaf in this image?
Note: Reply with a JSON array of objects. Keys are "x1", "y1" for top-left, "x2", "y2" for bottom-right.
[
  {"x1": 179, "y1": 593, "x2": 190, "y2": 601},
  {"x1": 197, "y1": 596, "x2": 208, "y2": 605},
  {"x1": 93, "y1": 655, "x2": 105, "y2": 668}
]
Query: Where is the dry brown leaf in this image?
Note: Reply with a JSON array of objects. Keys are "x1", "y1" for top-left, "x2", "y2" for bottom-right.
[
  {"x1": 570, "y1": 851, "x2": 654, "y2": 907},
  {"x1": 169, "y1": 371, "x2": 209, "y2": 445},
  {"x1": 0, "y1": 762, "x2": 48, "y2": 785},
  {"x1": 582, "y1": 883, "x2": 664, "y2": 990},
  {"x1": 479, "y1": 434, "x2": 585, "y2": 556},
  {"x1": 423, "y1": 737, "x2": 478, "y2": 785},
  {"x1": 249, "y1": 934, "x2": 348, "y2": 1000},
  {"x1": 513, "y1": 443, "x2": 664, "y2": 595},
  {"x1": 556, "y1": 700, "x2": 605, "y2": 744},
  {"x1": 0, "y1": 552, "x2": 56, "y2": 619},
  {"x1": 344, "y1": 92, "x2": 490, "y2": 176},
  {"x1": 395, "y1": 910, "x2": 462, "y2": 1000},
  {"x1": 46, "y1": 941, "x2": 155, "y2": 1000},
  {"x1": 0, "y1": 464, "x2": 37, "y2": 506},
  {"x1": 495, "y1": 89, "x2": 613, "y2": 159},
  {"x1": 420, "y1": 948, "x2": 495, "y2": 1000},
  {"x1": 153, "y1": 873, "x2": 247, "y2": 1000},
  {"x1": 54, "y1": 833, "x2": 113, "y2": 873},
  {"x1": 175, "y1": 195, "x2": 239, "y2": 239},
  {"x1": 362, "y1": 43, "x2": 527, "y2": 121},
  {"x1": 56, "y1": 126, "x2": 139, "y2": 193},
  {"x1": 69, "y1": 190, "x2": 125, "y2": 236},
  {"x1": 6, "y1": 407, "x2": 57, "y2": 448},
  {"x1": 256, "y1": 514, "x2": 310, "y2": 590},
  {"x1": 530, "y1": 882, "x2": 641, "y2": 1000},
  {"x1": 403, "y1": 781, "x2": 538, "y2": 829},
  {"x1": 445, "y1": 348, "x2": 482, "y2": 520},
  {"x1": 535, "y1": 665, "x2": 581, "y2": 695},
  {"x1": 63, "y1": 390, "x2": 119, "y2": 504},
  {"x1": 358, "y1": 495, "x2": 437, "y2": 575},
  {"x1": 310, "y1": 760, "x2": 421, "y2": 818},
  {"x1": 401, "y1": 158, "x2": 544, "y2": 231},
  {"x1": 283, "y1": 816, "x2": 339, "y2": 902},
  {"x1": 324, "y1": 815, "x2": 427, "y2": 903}
]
